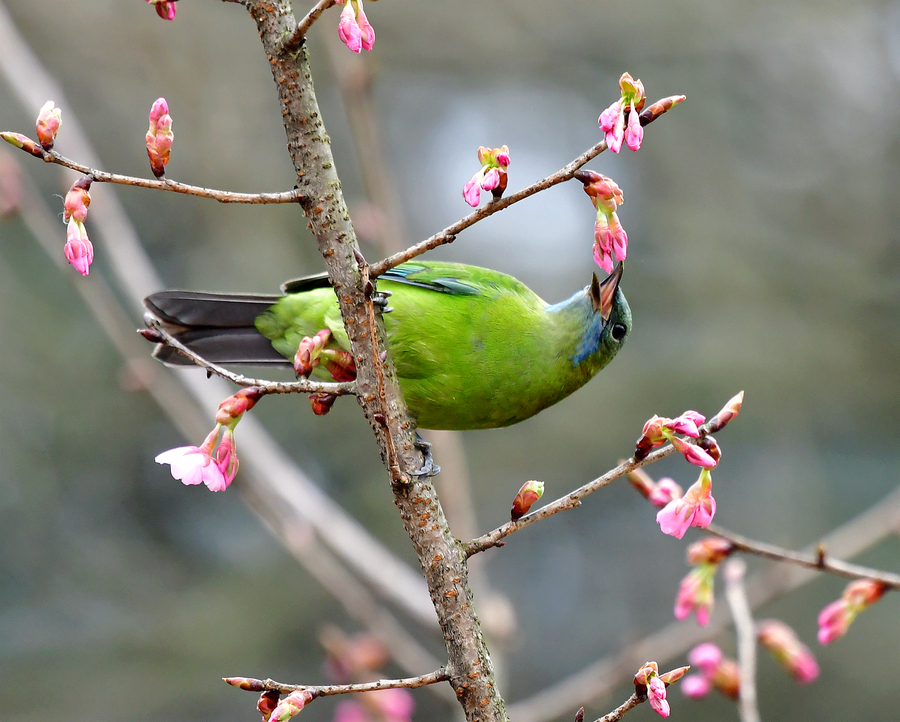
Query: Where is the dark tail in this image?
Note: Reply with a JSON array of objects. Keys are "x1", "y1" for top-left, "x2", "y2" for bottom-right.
[{"x1": 143, "y1": 291, "x2": 290, "y2": 367}]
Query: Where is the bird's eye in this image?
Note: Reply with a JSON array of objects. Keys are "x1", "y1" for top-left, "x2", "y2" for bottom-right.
[{"x1": 611, "y1": 322, "x2": 627, "y2": 341}]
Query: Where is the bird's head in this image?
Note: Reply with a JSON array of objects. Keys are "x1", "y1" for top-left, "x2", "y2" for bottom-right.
[{"x1": 589, "y1": 261, "x2": 631, "y2": 353}]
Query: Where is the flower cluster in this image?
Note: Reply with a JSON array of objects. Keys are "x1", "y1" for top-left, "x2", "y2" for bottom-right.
[
  {"x1": 337, "y1": 0, "x2": 375, "y2": 53},
  {"x1": 462, "y1": 145, "x2": 510, "y2": 207},
  {"x1": 757, "y1": 619, "x2": 819, "y2": 683},
  {"x1": 634, "y1": 661, "x2": 688, "y2": 718},
  {"x1": 36, "y1": 101, "x2": 62, "y2": 150},
  {"x1": 573, "y1": 170, "x2": 627, "y2": 273},
  {"x1": 63, "y1": 176, "x2": 94, "y2": 276},
  {"x1": 146, "y1": 0, "x2": 176, "y2": 21},
  {"x1": 599, "y1": 72, "x2": 645, "y2": 153},
  {"x1": 155, "y1": 387, "x2": 262, "y2": 491},
  {"x1": 146, "y1": 98, "x2": 174, "y2": 178},
  {"x1": 635, "y1": 410, "x2": 718, "y2": 467},
  {"x1": 680, "y1": 643, "x2": 740, "y2": 700},
  {"x1": 817, "y1": 578, "x2": 887, "y2": 644}
]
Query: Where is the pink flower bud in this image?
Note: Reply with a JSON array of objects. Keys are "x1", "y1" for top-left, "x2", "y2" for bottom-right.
[
  {"x1": 216, "y1": 387, "x2": 263, "y2": 426},
  {"x1": 223, "y1": 677, "x2": 266, "y2": 691},
  {"x1": 671, "y1": 436, "x2": 718, "y2": 468},
  {"x1": 146, "y1": 0, "x2": 176, "y2": 20},
  {"x1": 310, "y1": 391, "x2": 338, "y2": 416},
  {"x1": 649, "y1": 477, "x2": 684, "y2": 507},
  {"x1": 757, "y1": 619, "x2": 819, "y2": 683},
  {"x1": 666, "y1": 411, "x2": 705, "y2": 438},
  {"x1": 481, "y1": 167, "x2": 501, "y2": 191},
  {"x1": 511, "y1": 480, "x2": 544, "y2": 521},
  {"x1": 680, "y1": 674, "x2": 711, "y2": 699},
  {"x1": 624, "y1": 102, "x2": 643, "y2": 152},
  {"x1": 708, "y1": 391, "x2": 744, "y2": 432},
  {"x1": 686, "y1": 537, "x2": 733, "y2": 566},
  {"x1": 688, "y1": 643, "x2": 723, "y2": 678},
  {"x1": 35, "y1": 101, "x2": 62, "y2": 150},
  {"x1": 618, "y1": 72, "x2": 645, "y2": 109},
  {"x1": 674, "y1": 564, "x2": 715, "y2": 626},
  {"x1": 648, "y1": 676, "x2": 670, "y2": 717},
  {"x1": 463, "y1": 174, "x2": 483, "y2": 207},
  {"x1": 63, "y1": 176, "x2": 92, "y2": 224},
  {"x1": 356, "y1": 2, "x2": 375, "y2": 51},
  {"x1": 338, "y1": 2, "x2": 363, "y2": 53},
  {"x1": 1, "y1": 131, "x2": 45, "y2": 157},
  {"x1": 64, "y1": 219, "x2": 94, "y2": 276},
  {"x1": 294, "y1": 329, "x2": 331, "y2": 377},
  {"x1": 270, "y1": 690, "x2": 314, "y2": 722},
  {"x1": 146, "y1": 97, "x2": 174, "y2": 178},
  {"x1": 258, "y1": 691, "x2": 281, "y2": 722}
]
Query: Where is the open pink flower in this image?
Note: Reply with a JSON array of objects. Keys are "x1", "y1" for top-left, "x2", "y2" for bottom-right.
[
  {"x1": 155, "y1": 428, "x2": 227, "y2": 491},
  {"x1": 657, "y1": 469, "x2": 716, "y2": 539}
]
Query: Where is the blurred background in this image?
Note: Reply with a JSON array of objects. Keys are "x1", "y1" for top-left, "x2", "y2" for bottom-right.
[{"x1": 2, "y1": 1, "x2": 900, "y2": 720}]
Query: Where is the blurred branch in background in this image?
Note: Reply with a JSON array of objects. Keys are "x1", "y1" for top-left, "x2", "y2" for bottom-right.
[{"x1": 723, "y1": 560, "x2": 760, "y2": 722}]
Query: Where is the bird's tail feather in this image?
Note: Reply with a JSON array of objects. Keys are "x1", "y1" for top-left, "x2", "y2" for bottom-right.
[{"x1": 143, "y1": 291, "x2": 290, "y2": 367}]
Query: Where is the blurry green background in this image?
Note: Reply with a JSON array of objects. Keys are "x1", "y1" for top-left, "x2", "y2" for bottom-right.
[{"x1": 2, "y1": 1, "x2": 900, "y2": 721}]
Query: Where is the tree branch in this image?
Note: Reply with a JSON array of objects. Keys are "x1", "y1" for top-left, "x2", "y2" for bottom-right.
[
  {"x1": 706, "y1": 523, "x2": 900, "y2": 589},
  {"x1": 0, "y1": 144, "x2": 303, "y2": 203},
  {"x1": 225, "y1": 668, "x2": 450, "y2": 697},
  {"x1": 143, "y1": 319, "x2": 355, "y2": 397}
]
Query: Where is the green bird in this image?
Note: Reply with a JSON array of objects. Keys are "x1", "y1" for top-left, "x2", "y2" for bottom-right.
[{"x1": 143, "y1": 261, "x2": 631, "y2": 430}]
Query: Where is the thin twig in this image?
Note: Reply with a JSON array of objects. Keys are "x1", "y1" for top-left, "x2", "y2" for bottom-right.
[
  {"x1": 145, "y1": 319, "x2": 356, "y2": 397},
  {"x1": 228, "y1": 668, "x2": 450, "y2": 696},
  {"x1": 724, "y1": 560, "x2": 760, "y2": 722},
  {"x1": 595, "y1": 692, "x2": 642, "y2": 722},
  {"x1": 4, "y1": 145, "x2": 303, "y2": 204},
  {"x1": 285, "y1": 0, "x2": 336, "y2": 52},
  {"x1": 463, "y1": 443, "x2": 677, "y2": 557},
  {"x1": 369, "y1": 94, "x2": 683, "y2": 277},
  {"x1": 706, "y1": 523, "x2": 900, "y2": 589}
]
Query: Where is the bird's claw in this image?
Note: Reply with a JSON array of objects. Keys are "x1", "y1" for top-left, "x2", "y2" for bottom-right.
[
  {"x1": 373, "y1": 290, "x2": 393, "y2": 314},
  {"x1": 409, "y1": 436, "x2": 440, "y2": 479}
]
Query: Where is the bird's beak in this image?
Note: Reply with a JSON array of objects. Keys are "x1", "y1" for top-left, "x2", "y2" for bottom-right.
[{"x1": 593, "y1": 261, "x2": 624, "y2": 322}]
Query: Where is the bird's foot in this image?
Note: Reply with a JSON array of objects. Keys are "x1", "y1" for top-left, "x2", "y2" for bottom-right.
[
  {"x1": 372, "y1": 289, "x2": 393, "y2": 314},
  {"x1": 408, "y1": 436, "x2": 440, "y2": 479}
]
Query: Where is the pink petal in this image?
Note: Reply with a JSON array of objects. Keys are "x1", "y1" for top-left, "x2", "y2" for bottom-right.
[
  {"x1": 462, "y1": 175, "x2": 482, "y2": 207},
  {"x1": 338, "y1": 4, "x2": 362, "y2": 52},
  {"x1": 481, "y1": 167, "x2": 500, "y2": 191},
  {"x1": 657, "y1": 498, "x2": 692, "y2": 539}
]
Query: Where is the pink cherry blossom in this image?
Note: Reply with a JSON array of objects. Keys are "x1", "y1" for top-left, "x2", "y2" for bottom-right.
[
  {"x1": 338, "y1": 2, "x2": 362, "y2": 52},
  {"x1": 648, "y1": 676, "x2": 670, "y2": 717},
  {"x1": 688, "y1": 643, "x2": 723, "y2": 678},
  {"x1": 64, "y1": 219, "x2": 93, "y2": 276},
  {"x1": 146, "y1": 0, "x2": 176, "y2": 20},
  {"x1": 680, "y1": 674, "x2": 711, "y2": 699},
  {"x1": 156, "y1": 444, "x2": 227, "y2": 491},
  {"x1": 657, "y1": 469, "x2": 716, "y2": 539}
]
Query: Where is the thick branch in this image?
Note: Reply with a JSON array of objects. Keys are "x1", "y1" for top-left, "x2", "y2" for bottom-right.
[{"x1": 247, "y1": 3, "x2": 508, "y2": 719}]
